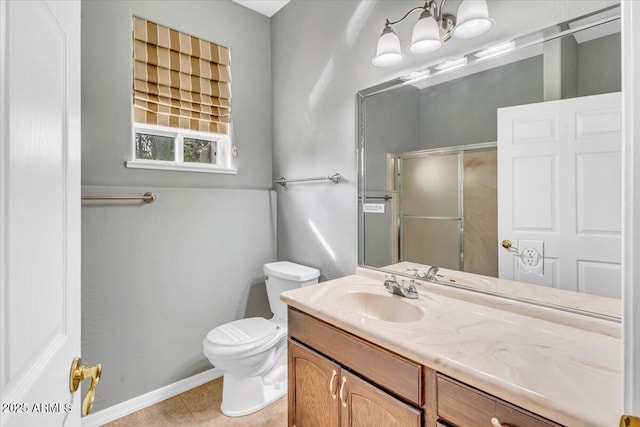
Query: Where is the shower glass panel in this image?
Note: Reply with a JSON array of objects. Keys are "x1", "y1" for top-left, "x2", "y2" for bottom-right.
[
  {"x1": 400, "y1": 153, "x2": 462, "y2": 270},
  {"x1": 401, "y1": 154, "x2": 461, "y2": 217},
  {"x1": 402, "y1": 217, "x2": 461, "y2": 268}
]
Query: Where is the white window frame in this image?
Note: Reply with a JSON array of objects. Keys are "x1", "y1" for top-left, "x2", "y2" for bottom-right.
[{"x1": 126, "y1": 123, "x2": 237, "y2": 174}]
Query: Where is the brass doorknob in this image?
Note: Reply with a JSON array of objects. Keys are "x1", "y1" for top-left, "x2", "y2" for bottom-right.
[
  {"x1": 621, "y1": 415, "x2": 640, "y2": 426},
  {"x1": 69, "y1": 357, "x2": 102, "y2": 415},
  {"x1": 501, "y1": 239, "x2": 512, "y2": 249}
]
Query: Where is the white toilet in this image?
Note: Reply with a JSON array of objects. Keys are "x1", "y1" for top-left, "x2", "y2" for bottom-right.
[{"x1": 203, "y1": 261, "x2": 319, "y2": 417}]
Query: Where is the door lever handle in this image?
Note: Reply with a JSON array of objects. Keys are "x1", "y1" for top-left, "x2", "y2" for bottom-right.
[
  {"x1": 621, "y1": 415, "x2": 640, "y2": 426},
  {"x1": 501, "y1": 240, "x2": 519, "y2": 252},
  {"x1": 69, "y1": 357, "x2": 102, "y2": 415}
]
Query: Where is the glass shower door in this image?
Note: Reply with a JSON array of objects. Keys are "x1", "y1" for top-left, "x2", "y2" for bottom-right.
[{"x1": 399, "y1": 153, "x2": 462, "y2": 270}]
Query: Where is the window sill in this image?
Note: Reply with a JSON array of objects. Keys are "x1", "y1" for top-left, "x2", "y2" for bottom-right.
[{"x1": 126, "y1": 160, "x2": 238, "y2": 175}]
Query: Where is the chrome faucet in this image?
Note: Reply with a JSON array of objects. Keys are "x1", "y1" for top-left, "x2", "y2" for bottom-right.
[
  {"x1": 405, "y1": 266, "x2": 439, "y2": 281},
  {"x1": 383, "y1": 275, "x2": 419, "y2": 299},
  {"x1": 421, "y1": 266, "x2": 439, "y2": 281}
]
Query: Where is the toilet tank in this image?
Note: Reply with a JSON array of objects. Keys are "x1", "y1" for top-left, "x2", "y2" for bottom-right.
[{"x1": 264, "y1": 261, "x2": 319, "y2": 322}]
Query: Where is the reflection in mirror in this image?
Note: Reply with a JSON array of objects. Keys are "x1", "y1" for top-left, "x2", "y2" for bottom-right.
[{"x1": 358, "y1": 6, "x2": 622, "y2": 316}]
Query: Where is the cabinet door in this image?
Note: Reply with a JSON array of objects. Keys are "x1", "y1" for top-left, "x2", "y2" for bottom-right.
[
  {"x1": 340, "y1": 370, "x2": 422, "y2": 427},
  {"x1": 289, "y1": 340, "x2": 340, "y2": 427}
]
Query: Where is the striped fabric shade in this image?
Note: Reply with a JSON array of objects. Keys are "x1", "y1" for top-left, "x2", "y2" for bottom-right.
[{"x1": 133, "y1": 17, "x2": 231, "y2": 134}]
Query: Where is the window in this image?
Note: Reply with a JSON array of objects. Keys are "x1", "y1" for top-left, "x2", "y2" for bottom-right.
[
  {"x1": 183, "y1": 137, "x2": 215, "y2": 164},
  {"x1": 126, "y1": 17, "x2": 236, "y2": 174},
  {"x1": 128, "y1": 124, "x2": 234, "y2": 173}
]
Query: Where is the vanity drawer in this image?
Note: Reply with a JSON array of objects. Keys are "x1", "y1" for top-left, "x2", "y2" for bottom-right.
[
  {"x1": 437, "y1": 375, "x2": 562, "y2": 427},
  {"x1": 288, "y1": 307, "x2": 423, "y2": 406}
]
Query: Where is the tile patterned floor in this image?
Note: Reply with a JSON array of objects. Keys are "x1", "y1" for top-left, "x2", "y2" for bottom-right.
[{"x1": 102, "y1": 378, "x2": 287, "y2": 426}]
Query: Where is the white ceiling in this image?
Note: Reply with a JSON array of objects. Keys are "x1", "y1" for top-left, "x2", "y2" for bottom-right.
[{"x1": 231, "y1": 0, "x2": 291, "y2": 17}]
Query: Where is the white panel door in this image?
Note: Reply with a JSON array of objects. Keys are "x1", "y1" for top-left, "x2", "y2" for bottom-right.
[
  {"x1": 1, "y1": 1, "x2": 81, "y2": 426},
  {"x1": 497, "y1": 92, "x2": 621, "y2": 298}
]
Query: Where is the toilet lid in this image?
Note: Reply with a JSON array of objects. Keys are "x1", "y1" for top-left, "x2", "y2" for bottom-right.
[{"x1": 205, "y1": 317, "x2": 279, "y2": 348}]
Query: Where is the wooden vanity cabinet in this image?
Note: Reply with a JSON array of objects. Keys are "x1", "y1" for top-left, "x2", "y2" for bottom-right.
[
  {"x1": 288, "y1": 308, "x2": 423, "y2": 427},
  {"x1": 288, "y1": 307, "x2": 563, "y2": 427}
]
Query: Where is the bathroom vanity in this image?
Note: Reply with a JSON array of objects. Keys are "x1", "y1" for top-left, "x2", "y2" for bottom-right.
[{"x1": 281, "y1": 269, "x2": 621, "y2": 427}]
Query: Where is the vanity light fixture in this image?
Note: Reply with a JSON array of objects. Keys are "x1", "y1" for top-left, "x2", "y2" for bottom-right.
[
  {"x1": 435, "y1": 57, "x2": 467, "y2": 73},
  {"x1": 475, "y1": 40, "x2": 515, "y2": 61},
  {"x1": 372, "y1": 0, "x2": 495, "y2": 67}
]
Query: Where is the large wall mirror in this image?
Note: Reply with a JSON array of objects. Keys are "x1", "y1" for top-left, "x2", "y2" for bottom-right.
[{"x1": 357, "y1": 5, "x2": 621, "y2": 319}]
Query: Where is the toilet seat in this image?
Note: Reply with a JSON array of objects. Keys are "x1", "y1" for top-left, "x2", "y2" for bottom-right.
[{"x1": 204, "y1": 317, "x2": 282, "y2": 358}]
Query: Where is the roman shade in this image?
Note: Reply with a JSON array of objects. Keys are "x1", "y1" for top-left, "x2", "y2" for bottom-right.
[{"x1": 133, "y1": 17, "x2": 231, "y2": 134}]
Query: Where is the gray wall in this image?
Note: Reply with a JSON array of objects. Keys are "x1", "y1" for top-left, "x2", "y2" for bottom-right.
[
  {"x1": 419, "y1": 56, "x2": 544, "y2": 149},
  {"x1": 365, "y1": 87, "x2": 420, "y2": 192},
  {"x1": 578, "y1": 33, "x2": 621, "y2": 96},
  {"x1": 272, "y1": 0, "x2": 618, "y2": 280},
  {"x1": 82, "y1": 187, "x2": 276, "y2": 410},
  {"x1": 81, "y1": 0, "x2": 274, "y2": 411},
  {"x1": 362, "y1": 87, "x2": 420, "y2": 267}
]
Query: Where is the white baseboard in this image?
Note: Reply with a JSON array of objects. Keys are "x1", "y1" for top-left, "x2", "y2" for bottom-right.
[{"x1": 81, "y1": 368, "x2": 223, "y2": 427}]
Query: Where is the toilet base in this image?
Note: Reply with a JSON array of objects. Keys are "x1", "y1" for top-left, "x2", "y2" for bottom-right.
[{"x1": 220, "y1": 366, "x2": 287, "y2": 417}]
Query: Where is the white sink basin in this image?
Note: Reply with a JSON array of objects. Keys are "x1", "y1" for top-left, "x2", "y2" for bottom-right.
[{"x1": 340, "y1": 291, "x2": 425, "y2": 323}]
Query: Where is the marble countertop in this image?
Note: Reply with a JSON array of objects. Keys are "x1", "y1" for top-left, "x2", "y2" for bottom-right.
[{"x1": 281, "y1": 270, "x2": 621, "y2": 427}]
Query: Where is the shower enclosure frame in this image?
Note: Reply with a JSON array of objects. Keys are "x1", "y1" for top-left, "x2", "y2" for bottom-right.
[{"x1": 391, "y1": 141, "x2": 497, "y2": 270}]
